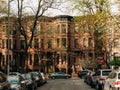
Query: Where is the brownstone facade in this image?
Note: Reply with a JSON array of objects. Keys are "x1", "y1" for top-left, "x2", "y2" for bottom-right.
[{"x1": 0, "y1": 15, "x2": 95, "y2": 74}]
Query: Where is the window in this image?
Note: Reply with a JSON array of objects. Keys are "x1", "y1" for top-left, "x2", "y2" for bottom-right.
[
  {"x1": 56, "y1": 54, "x2": 59, "y2": 64},
  {"x1": 114, "y1": 39, "x2": 119, "y2": 48},
  {"x1": 88, "y1": 25, "x2": 93, "y2": 34},
  {"x1": 34, "y1": 38, "x2": 38, "y2": 49},
  {"x1": 83, "y1": 25, "x2": 87, "y2": 33},
  {"x1": 88, "y1": 38, "x2": 92, "y2": 48},
  {"x1": 83, "y1": 38, "x2": 87, "y2": 47},
  {"x1": 89, "y1": 53, "x2": 93, "y2": 60},
  {"x1": 62, "y1": 54, "x2": 66, "y2": 64},
  {"x1": 6, "y1": 39, "x2": 11, "y2": 49},
  {"x1": 48, "y1": 39, "x2": 52, "y2": 49},
  {"x1": 13, "y1": 40, "x2": 17, "y2": 49},
  {"x1": 2, "y1": 39, "x2": 5, "y2": 49},
  {"x1": 47, "y1": 26, "x2": 52, "y2": 34},
  {"x1": 2, "y1": 55, "x2": 5, "y2": 66},
  {"x1": 2, "y1": 26, "x2": 6, "y2": 32},
  {"x1": 41, "y1": 39, "x2": 44, "y2": 49},
  {"x1": 6, "y1": 55, "x2": 11, "y2": 66},
  {"x1": 56, "y1": 38, "x2": 60, "y2": 47},
  {"x1": 21, "y1": 40, "x2": 25, "y2": 49},
  {"x1": 74, "y1": 26, "x2": 79, "y2": 33},
  {"x1": 74, "y1": 39, "x2": 79, "y2": 48},
  {"x1": 30, "y1": 54, "x2": 32, "y2": 65},
  {"x1": 102, "y1": 71, "x2": 112, "y2": 76},
  {"x1": 62, "y1": 38, "x2": 66, "y2": 48},
  {"x1": 34, "y1": 54, "x2": 39, "y2": 65},
  {"x1": 56, "y1": 25, "x2": 60, "y2": 34},
  {"x1": 40, "y1": 25, "x2": 44, "y2": 34},
  {"x1": 36, "y1": 24, "x2": 41, "y2": 33},
  {"x1": 61, "y1": 24, "x2": 66, "y2": 34}
]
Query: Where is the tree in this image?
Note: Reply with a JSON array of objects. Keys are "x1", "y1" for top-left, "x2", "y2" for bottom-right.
[
  {"x1": 72, "y1": 0, "x2": 111, "y2": 68},
  {"x1": 11, "y1": 0, "x2": 63, "y2": 72},
  {"x1": 0, "y1": 0, "x2": 7, "y2": 16}
]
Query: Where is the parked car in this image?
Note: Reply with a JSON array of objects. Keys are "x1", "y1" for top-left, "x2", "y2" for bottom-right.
[
  {"x1": 78, "y1": 69, "x2": 92, "y2": 79},
  {"x1": 9, "y1": 72, "x2": 22, "y2": 75},
  {"x1": 91, "y1": 69, "x2": 112, "y2": 90},
  {"x1": 7, "y1": 74, "x2": 27, "y2": 90},
  {"x1": 104, "y1": 69, "x2": 120, "y2": 90},
  {"x1": 84, "y1": 71, "x2": 95, "y2": 85},
  {"x1": 40, "y1": 72, "x2": 47, "y2": 84},
  {"x1": 21, "y1": 73, "x2": 37, "y2": 90},
  {"x1": 31, "y1": 71, "x2": 43, "y2": 87},
  {"x1": 49, "y1": 72, "x2": 71, "y2": 79},
  {"x1": 0, "y1": 71, "x2": 11, "y2": 90}
]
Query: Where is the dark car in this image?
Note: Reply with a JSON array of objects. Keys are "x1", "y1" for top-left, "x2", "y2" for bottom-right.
[
  {"x1": 78, "y1": 69, "x2": 92, "y2": 79},
  {"x1": 22, "y1": 73, "x2": 36, "y2": 90},
  {"x1": 84, "y1": 71, "x2": 95, "y2": 85},
  {"x1": 49, "y1": 72, "x2": 71, "y2": 79},
  {"x1": 31, "y1": 72, "x2": 43, "y2": 87},
  {"x1": 0, "y1": 71, "x2": 11, "y2": 90}
]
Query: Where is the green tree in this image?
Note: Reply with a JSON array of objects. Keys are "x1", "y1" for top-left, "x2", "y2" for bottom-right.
[
  {"x1": 72, "y1": 0, "x2": 111, "y2": 68},
  {"x1": 0, "y1": 0, "x2": 7, "y2": 16}
]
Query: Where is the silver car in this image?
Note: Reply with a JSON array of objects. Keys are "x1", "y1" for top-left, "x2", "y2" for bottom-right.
[
  {"x1": 104, "y1": 69, "x2": 120, "y2": 90},
  {"x1": 40, "y1": 72, "x2": 47, "y2": 84},
  {"x1": 7, "y1": 75, "x2": 26, "y2": 90},
  {"x1": 91, "y1": 69, "x2": 112, "y2": 90}
]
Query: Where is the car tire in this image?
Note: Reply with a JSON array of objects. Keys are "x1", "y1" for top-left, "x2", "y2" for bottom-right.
[
  {"x1": 32, "y1": 85, "x2": 35, "y2": 90},
  {"x1": 96, "y1": 83, "x2": 101, "y2": 90},
  {"x1": 65, "y1": 76, "x2": 69, "y2": 79},
  {"x1": 52, "y1": 77, "x2": 55, "y2": 79},
  {"x1": 109, "y1": 86, "x2": 115, "y2": 90}
]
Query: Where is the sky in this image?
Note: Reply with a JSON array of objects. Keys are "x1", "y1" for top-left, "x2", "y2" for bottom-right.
[{"x1": 10, "y1": 0, "x2": 119, "y2": 17}]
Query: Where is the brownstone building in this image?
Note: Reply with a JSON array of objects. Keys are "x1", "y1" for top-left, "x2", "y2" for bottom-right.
[{"x1": 0, "y1": 15, "x2": 95, "y2": 74}]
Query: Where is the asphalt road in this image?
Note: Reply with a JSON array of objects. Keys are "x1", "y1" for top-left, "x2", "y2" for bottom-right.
[{"x1": 36, "y1": 78, "x2": 96, "y2": 90}]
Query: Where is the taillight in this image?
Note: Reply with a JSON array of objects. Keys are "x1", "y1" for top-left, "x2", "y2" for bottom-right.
[
  {"x1": 99, "y1": 77, "x2": 105, "y2": 81},
  {"x1": 114, "y1": 81, "x2": 120, "y2": 85}
]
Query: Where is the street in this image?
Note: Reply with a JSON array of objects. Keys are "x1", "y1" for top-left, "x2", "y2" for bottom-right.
[{"x1": 36, "y1": 78, "x2": 96, "y2": 90}]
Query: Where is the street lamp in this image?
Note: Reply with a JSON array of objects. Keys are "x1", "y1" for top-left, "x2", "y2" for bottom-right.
[{"x1": 7, "y1": 0, "x2": 14, "y2": 75}]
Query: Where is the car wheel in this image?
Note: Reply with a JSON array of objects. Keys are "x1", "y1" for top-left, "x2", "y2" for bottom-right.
[
  {"x1": 52, "y1": 77, "x2": 55, "y2": 79},
  {"x1": 32, "y1": 85, "x2": 35, "y2": 90},
  {"x1": 109, "y1": 86, "x2": 115, "y2": 90},
  {"x1": 65, "y1": 76, "x2": 69, "y2": 79},
  {"x1": 34, "y1": 83, "x2": 37, "y2": 89},
  {"x1": 96, "y1": 83, "x2": 101, "y2": 90}
]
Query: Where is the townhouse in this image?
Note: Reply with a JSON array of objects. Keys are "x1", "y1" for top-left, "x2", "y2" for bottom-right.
[{"x1": 0, "y1": 15, "x2": 95, "y2": 75}]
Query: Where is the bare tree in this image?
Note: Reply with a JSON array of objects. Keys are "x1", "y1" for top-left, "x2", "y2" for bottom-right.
[{"x1": 12, "y1": 0, "x2": 63, "y2": 71}]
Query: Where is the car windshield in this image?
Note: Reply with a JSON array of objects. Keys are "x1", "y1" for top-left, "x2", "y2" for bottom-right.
[
  {"x1": 56, "y1": 72, "x2": 65, "y2": 74},
  {"x1": 8, "y1": 76, "x2": 20, "y2": 84},
  {"x1": 102, "y1": 71, "x2": 111, "y2": 76},
  {"x1": 81, "y1": 71, "x2": 88, "y2": 74},
  {"x1": 32, "y1": 72, "x2": 40, "y2": 78},
  {"x1": 22, "y1": 74, "x2": 31, "y2": 80}
]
